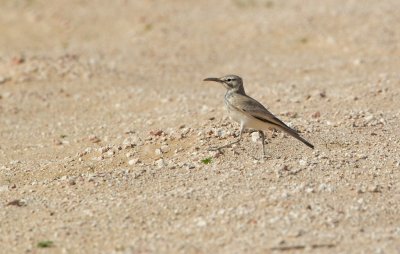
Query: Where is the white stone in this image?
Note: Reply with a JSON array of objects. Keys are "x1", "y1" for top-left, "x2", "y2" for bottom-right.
[
  {"x1": 128, "y1": 158, "x2": 139, "y2": 165},
  {"x1": 106, "y1": 150, "x2": 115, "y2": 156},
  {"x1": 160, "y1": 145, "x2": 170, "y2": 153},
  {"x1": 299, "y1": 159, "x2": 307, "y2": 166},
  {"x1": 156, "y1": 158, "x2": 165, "y2": 168},
  {"x1": 216, "y1": 129, "x2": 226, "y2": 138},
  {"x1": 126, "y1": 152, "x2": 135, "y2": 158},
  {"x1": 251, "y1": 132, "x2": 261, "y2": 142},
  {"x1": 180, "y1": 128, "x2": 190, "y2": 135},
  {"x1": 155, "y1": 149, "x2": 162, "y2": 155},
  {"x1": 98, "y1": 146, "x2": 110, "y2": 153},
  {"x1": 122, "y1": 136, "x2": 139, "y2": 149},
  {"x1": 0, "y1": 76, "x2": 7, "y2": 84},
  {"x1": 364, "y1": 115, "x2": 374, "y2": 122},
  {"x1": 195, "y1": 218, "x2": 207, "y2": 227}
]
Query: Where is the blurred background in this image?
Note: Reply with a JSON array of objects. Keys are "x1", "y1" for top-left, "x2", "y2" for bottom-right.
[
  {"x1": 1, "y1": 0, "x2": 399, "y2": 142},
  {"x1": 1, "y1": 0, "x2": 399, "y2": 84}
]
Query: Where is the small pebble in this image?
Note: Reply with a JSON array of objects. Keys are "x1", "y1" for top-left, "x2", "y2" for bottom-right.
[
  {"x1": 92, "y1": 156, "x2": 103, "y2": 161},
  {"x1": 216, "y1": 129, "x2": 227, "y2": 138},
  {"x1": 0, "y1": 76, "x2": 9, "y2": 84},
  {"x1": 7, "y1": 199, "x2": 27, "y2": 207},
  {"x1": 155, "y1": 149, "x2": 162, "y2": 155},
  {"x1": 186, "y1": 164, "x2": 195, "y2": 169},
  {"x1": 174, "y1": 147, "x2": 183, "y2": 154},
  {"x1": 150, "y1": 129, "x2": 164, "y2": 136},
  {"x1": 364, "y1": 115, "x2": 374, "y2": 123},
  {"x1": 196, "y1": 218, "x2": 207, "y2": 227},
  {"x1": 311, "y1": 111, "x2": 321, "y2": 118},
  {"x1": 251, "y1": 132, "x2": 261, "y2": 142},
  {"x1": 299, "y1": 159, "x2": 307, "y2": 166},
  {"x1": 53, "y1": 139, "x2": 63, "y2": 146},
  {"x1": 106, "y1": 150, "x2": 115, "y2": 157},
  {"x1": 122, "y1": 137, "x2": 138, "y2": 149},
  {"x1": 180, "y1": 128, "x2": 190, "y2": 135},
  {"x1": 369, "y1": 184, "x2": 382, "y2": 193},
  {"x1": 126, "y1": 152, "x2": 135, "y2": 158},
  {"x1": 160, "y1": 145, "x2": 170, "y2": 153},
  {"x1": 99, "y1": 146, "x2": 110, "y2": 153},
  {"x1": 88, "y1": 135, "x2": 101, "y2": 143},
  {"x1": 156, "y1": 158, "x2": 165, "y2": 168},
  {"x1": 128, "y1": 158, "x2": 140, "y2": 165}
]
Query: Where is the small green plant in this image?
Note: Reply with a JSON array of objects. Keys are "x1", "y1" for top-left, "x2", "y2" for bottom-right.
[
  {"x1": 299, "y1": 37, "x2": 309, "y2": 44},
  {"x1": 233, "y1": 0, "x2": 256, "y2": 8},
  {"x1": 60, "y1": 134, "x2": 67, "y2": 138},
  {"x1": 37, "y1": 241, "x2": 54, "y2": 248},
  {"x1": 144, "y1": 23, "x2": 153, "y2": 32},
  {"x1": 201, "y1": 157, "x2": 212, "y2": 165},
  {"x1": 265, "y1": 1, "x2": 274, "y2": 8}
]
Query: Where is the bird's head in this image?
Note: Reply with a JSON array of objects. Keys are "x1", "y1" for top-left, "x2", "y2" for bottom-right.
[{"x1": 203, "y1": 75, "x2": 244, "y2": 93}]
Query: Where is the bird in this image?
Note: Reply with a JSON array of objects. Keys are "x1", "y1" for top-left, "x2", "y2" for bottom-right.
[{"x1": 203, "y1": 74, "x2": 314, "y2": 157}]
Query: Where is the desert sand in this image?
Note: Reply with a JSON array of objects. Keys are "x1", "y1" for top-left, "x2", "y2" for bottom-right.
[{"x1": 1, "y1": 0, "x2": 400, "y2": 253}]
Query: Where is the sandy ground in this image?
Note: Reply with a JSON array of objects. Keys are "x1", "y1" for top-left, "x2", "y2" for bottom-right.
[{"x1": 1, "y1": 0, "x2": 400, "y2": 253}]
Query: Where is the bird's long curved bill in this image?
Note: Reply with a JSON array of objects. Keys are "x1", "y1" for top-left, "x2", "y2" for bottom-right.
[{"x1": 203, "y1": 77, "x2": 222, "y2": 82}]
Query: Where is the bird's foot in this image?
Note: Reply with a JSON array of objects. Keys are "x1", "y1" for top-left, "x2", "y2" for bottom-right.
[
  {"x1": 207, "y1": 146, "x2": 224, "y2": 153},
  {"x1": 261, "y1": 154, "x2": 271, "y2": 161}
]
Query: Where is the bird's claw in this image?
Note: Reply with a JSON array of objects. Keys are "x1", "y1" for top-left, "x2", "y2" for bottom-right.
[
  {"x1": 208, "y1": 146, "x2": 223, "y2": 152},
  {"x1": 261, "y1": 154, "x2": 271, "y2": 161}
]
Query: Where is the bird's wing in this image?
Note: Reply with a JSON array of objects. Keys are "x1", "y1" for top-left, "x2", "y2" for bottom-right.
[
  {"x1": 227, "y1": 93, "x2": 314, "y2": 149},
  {"x1": 228, "y1": 93, "x2": 292, "y2": 130}
]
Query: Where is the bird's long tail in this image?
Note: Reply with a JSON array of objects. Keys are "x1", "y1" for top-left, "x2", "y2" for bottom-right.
[{"x1": 278, "y1": 126, "x2": 314, "y2": 149}]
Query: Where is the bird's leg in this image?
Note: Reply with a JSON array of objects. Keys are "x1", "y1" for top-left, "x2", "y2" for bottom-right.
[
  {"x1": 259, "y1": 130, "x2": 267, "y2": 158},
  {"x1": 209, "y1": 123, "x2": 244, "y2": 151}
]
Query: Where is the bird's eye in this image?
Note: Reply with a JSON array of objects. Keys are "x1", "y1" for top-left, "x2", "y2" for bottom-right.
[{"x1": 227, "y1": 79, "x2": 232, "y2": 81}]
